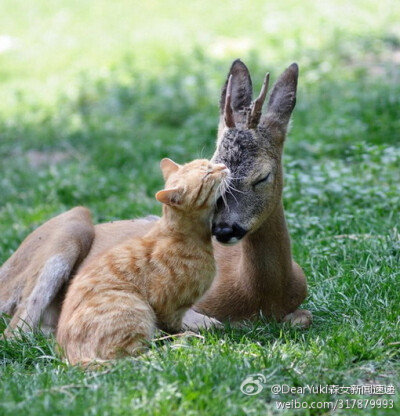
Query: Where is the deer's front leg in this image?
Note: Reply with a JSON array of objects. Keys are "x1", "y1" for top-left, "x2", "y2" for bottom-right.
[{"x1": 282, "y1": 260, "x2": 312, "y2": 328}]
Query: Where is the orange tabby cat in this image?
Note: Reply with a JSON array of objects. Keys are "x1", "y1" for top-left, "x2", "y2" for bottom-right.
[{"x1": 56, "y1": 158, "x2": 229, "y2": 365}]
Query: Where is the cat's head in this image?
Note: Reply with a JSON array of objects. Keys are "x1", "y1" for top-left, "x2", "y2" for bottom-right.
[{"x1": 155, "y1": 158, "x2": 230, "y2": 212}]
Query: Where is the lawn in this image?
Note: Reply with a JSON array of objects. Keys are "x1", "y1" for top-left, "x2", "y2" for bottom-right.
[{"x1": 0, "y1": 0, "x2": 399, "y2": 415}]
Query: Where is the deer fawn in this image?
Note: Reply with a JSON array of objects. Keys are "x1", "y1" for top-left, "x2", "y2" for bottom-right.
[
  {"x1": 196, "y1": 60, "x2": 310, "y2": 326},
  {"x1": 0, "y1": 60, "x2": 311, "y2": 334}
]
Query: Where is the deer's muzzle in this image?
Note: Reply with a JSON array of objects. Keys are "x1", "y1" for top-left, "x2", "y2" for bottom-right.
[{"x1": 212, "y1": 222, "x2": 247, "y2": 245}]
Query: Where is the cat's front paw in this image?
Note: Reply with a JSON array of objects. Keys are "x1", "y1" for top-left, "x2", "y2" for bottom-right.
[
  {"x1": 283, "y1": 309, "x2": 312, "y2": 328},
  {"x1": 182, "y1": 309, "x2": 222, "y2": 331}
]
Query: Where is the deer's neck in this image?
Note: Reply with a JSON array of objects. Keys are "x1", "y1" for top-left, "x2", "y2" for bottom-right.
[{"x1": 239, "y1": 201, "x2": 293, "y2": 295}]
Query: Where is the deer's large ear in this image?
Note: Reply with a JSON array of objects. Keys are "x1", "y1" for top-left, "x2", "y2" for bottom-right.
[
  {"x1": 155, "y1": 187, "x2": 182, "y2": 206},
  {"x1": 260, "y1": 63, "x2": 298, "y2": 137},
  {"x1": 219, "y1": 59, "x2": 253, "y2": 133},
  {"x1": 160, "y1": 158, "x2": 180, "y2": 181}
]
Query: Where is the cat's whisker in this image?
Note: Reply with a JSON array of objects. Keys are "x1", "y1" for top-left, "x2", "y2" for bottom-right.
[
  {"x1": 216, "y1": 179, "x2": 230, "y2": 213},
  {"x1": 227, "y1": 175, "x2": 246, "y2": 181},
  {"x1": 226, "y1": 183, "x2": 246, "y2": 195},
  {"x1": 222, "y1": 190, "x2": 230, "y2": 213},
  {"x1": 216, "y1": 181, "x2": 225, "y2": 200},
  {"x1": 223, "y1": 172, "x2": 247, "y2": 181},
  {"x1": 227, "y1": 184, "x2": 245, "y2": 200},
  {"x1": 198, "y1": 147, "x2": 209, "y2": 160},
  {"x1": 222, "y1": 186, "x2": 238, "y2": 206},
  {"x1": 226, "y1": 181, "x2": 241, "y2": 198},
  {"x1": 221, "y1": 194, "x2": 228, "y2": 211},
  {"x1": 226, "y1": 188, "x2": 239, "y2": 205}
]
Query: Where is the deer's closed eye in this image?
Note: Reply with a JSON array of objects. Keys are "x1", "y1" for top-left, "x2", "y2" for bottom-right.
[{"x1": 253, "y1": 172, "x2": 271, "y2": 187}]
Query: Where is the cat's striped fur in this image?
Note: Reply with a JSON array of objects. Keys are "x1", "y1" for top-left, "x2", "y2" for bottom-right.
[{"x1": 56, "y1": 158, "x2": 229, "y2": 365}]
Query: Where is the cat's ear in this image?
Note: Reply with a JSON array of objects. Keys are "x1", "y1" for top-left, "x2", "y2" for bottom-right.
[
  {"x1": 160, "y1": 158, "x2": 180, "y2": 181},
  {"x1": 155, "y1": 187, "x2": 182, "y2": 206}
]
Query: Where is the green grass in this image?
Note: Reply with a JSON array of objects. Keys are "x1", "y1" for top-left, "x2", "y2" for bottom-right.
[{"x1": 1, "y1": 0, "x2": 399, "y2": 414}]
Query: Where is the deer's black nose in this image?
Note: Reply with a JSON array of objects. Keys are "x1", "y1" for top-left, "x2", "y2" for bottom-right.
[{"x1": 212, "y1": 222, "x2": 247, "y2": 244}]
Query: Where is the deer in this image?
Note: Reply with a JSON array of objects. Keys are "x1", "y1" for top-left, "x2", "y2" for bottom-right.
[{"x1": 0, "y1": 59, "x2": 311, "y2": 335}]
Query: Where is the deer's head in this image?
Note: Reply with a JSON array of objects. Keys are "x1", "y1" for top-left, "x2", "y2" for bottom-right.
[{"x1": 212, "y1": 60, "x2": 298, "y2": 244}]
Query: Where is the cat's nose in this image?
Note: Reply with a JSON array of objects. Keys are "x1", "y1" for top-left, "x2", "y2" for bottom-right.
[
  {"x1": 212, "y1": 222, "x2": 247, "y2": 245},
  {"x1": 214, "y1": 163, "x2": 228, "y2": 172}
]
